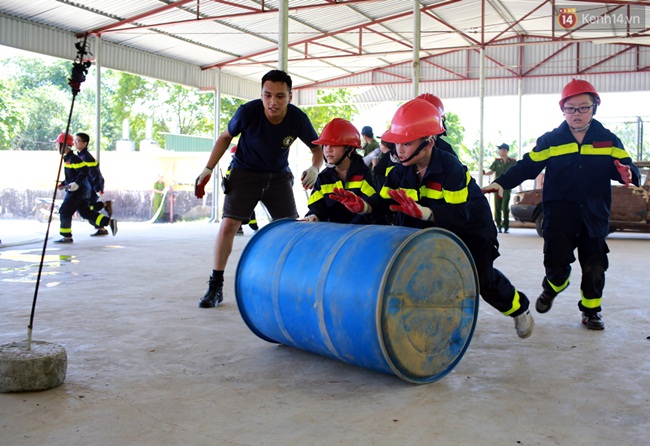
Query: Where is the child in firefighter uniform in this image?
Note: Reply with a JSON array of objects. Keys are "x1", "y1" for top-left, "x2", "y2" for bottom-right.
[
  {"x1": 54, "y1": 132, "x2": 117, "y2": 243},
  {"x1": 483, "y1": 79, "x2": 640, "y2": 330},
  {"x1": 336, "y1": 100, "x2": 535, "y2": 338},
  {"x1": 74, "y1": 132, "x2": 113, "y2": 236},
  {"x1": 304, "y1": 118, "x2": 381, "y2": 224}
]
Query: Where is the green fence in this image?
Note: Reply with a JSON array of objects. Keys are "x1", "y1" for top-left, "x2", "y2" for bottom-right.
[{"x1": 163, "y1": 133, "x2": 214, "y2": 152}]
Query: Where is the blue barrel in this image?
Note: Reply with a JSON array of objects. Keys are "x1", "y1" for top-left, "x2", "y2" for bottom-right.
[{"x1": 235, "y1": 220, "x2": 479, "y2": 384}]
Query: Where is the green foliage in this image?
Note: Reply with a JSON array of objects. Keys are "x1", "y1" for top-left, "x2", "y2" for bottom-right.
[
  {"x1": 0, "y1": 81, "x2": 23, "y2": 149},
  {"x1": 608, "y1": 120, "x2": 649, "y2": 162},
  {"x1": 302, "y1": 89, "x2": 359, "y2": 133}
]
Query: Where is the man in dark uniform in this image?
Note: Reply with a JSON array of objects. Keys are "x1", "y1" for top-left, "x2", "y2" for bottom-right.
[{"x1": 195, "y1": 70, "x2": 322, "y2": 308}]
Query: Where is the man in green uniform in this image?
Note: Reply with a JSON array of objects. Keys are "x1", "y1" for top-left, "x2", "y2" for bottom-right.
[{"x1": 484, "y1": 143, "x2": 517, "y2": 233}]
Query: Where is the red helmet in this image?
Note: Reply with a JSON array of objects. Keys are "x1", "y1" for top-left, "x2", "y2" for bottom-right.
[
  {"x1": 382, "y1": 99, "x2": 444, "y2": 144},
  {"x1": 559, "y1": 79, "x2": 600, "y2": 108},
  {"x1": 417, "y1": 93, "x2": 445, "y2": 117},
  {"x1": 55, "y1": 132, "x2": 74, "y2": 146},
  {"x1": 312, "y1": 118, "x2": 361, "y2": 148}
]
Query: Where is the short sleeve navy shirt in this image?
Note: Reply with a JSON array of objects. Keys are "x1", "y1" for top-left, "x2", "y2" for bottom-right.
[{"x1": 228, "y1": 99, "x2": 318, "y2": 173}]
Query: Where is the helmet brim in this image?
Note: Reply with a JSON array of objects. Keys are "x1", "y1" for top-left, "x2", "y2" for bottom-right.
[
  {"x1": 312, "y1": 138, "x2": 360, "y2": 148},
  {"x1": 380, "y1": 130, "x2": 431, "y2": 144}
]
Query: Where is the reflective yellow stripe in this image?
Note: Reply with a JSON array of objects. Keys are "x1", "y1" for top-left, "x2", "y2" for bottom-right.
[
  {"x1": 546, "y1": 277, "x2": 570, "y2": 293},
  {"x1": 380, "y1": 185, "x2": 394, "y2": 199},
  {"x1": 581, "y1": 291, "x2": 602, "y2": 309},
  {"x1": 347, "y1": 180, "x2": 363, "y2": 189},
  {"x1": 60, "y1": 227, "x2": 72, "y2": 234},
  {"x1": 307, "y1": 181, "x2": 343, "y2": 205},
  {"x1": 502, "y1": 290, "x2": 522, "y2": 316},
  {"x1": 84, "y1": 160, "x2": 98, "y2": 167},
  {"x1": 420, "y1": 187, "x2": 443, "y2": 200},
  {"x1": 610, "y1": 147, "x2": 631, "y2": 159},
  {"x1": 357, "y1": 180, "x2": 377, "y2": 198},
  {"x1": 65, "y1": 162, "x2": 86, "y2": 170},
  {"x1": 381, "y1": 186, "x2": 418, "y2": 200},
  {"x1": 94, "y1": 215, "x2": 104, "y2": 227},
  {"x1": 529, "y1": 143, "x2": 579, "y2": 162},
  {"x1": 420, "y1": 171, "x2": 470, "y2": 204},
  {"x1": 308, "y1": 190, "x2": 323, "y2": 205},
  {"x1": 581, "y1": 144, "x2": 630, "y2": 160}
]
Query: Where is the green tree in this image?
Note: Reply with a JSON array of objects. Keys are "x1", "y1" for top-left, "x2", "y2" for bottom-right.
[
  {"x1": 0, "y1": 80, "x2": 24, "y2": 150},
  {"x1": 302, "y1": 89, "x2": 359, "y2": 133},
  {"x1": 1, "y1": 56, "x2": 87, "y2": 150}
]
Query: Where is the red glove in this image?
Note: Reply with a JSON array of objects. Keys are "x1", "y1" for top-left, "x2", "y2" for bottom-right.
[
  {"x1": 330, "y1": 188, "x2": 370, "y2": 214},
  {"x1": 481, "y1": 182, "x2": 504, "y2": 198},
  {"x1": 614, "y1": 160, "x2": 631, "y2": 187},
  {"x1": 195, "y1": 167, "x2": 212, "y2": 199},
  {"x1": 387, "y1": 189, "x2": 433, "y2": 221}
]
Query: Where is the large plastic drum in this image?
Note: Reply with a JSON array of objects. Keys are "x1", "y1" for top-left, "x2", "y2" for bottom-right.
[{"x1": 235, "y1": 220, "x2": 479, "y2": 384}]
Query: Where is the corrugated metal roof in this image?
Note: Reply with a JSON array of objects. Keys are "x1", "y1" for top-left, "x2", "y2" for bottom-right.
[{"x1": 1, "y1": 0, "x2": 648, "y2": 105}]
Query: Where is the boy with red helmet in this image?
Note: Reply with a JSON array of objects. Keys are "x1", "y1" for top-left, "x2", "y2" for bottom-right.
[
  {"x1": 54, "y1": 132, "x2": 117, "y2": 243},
  {"x1": 336, "y1": 100, "x2": 535, "y2": 338},
  {"x1": 304, "y1": 118, "x2": 381, "y2": 224},
  {"x1": 483, "y1": 79, "x2": 640, "y2": 330}
]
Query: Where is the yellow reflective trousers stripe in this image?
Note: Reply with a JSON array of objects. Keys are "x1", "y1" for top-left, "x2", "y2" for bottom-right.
[
  {"x1": 502, "y1": 290, "x2": 522, "y2": 316},
  {"x1": 580, "y1": 291, "x2": 602, "y2": 309}
]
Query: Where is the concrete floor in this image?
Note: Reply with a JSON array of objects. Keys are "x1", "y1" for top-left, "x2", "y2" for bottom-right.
[{"x1": 0, "y1": 219, "x2": 648, "y2": 446}]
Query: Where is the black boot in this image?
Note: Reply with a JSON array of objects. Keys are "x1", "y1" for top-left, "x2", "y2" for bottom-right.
[
  {"x1": 581, "y1": 312, "x2": 605, "y2": 330},
  {"x1": 199, "y1": 278, "x2": 223, "y2": 308},
  {"x1": 535, "y1": 290, "x2": 556, "y2": 313}
]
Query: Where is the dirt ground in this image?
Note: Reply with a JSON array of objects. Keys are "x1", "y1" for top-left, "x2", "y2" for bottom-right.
[{"x1": 1, "y1": 219, "x2": 648, "y2": 446}]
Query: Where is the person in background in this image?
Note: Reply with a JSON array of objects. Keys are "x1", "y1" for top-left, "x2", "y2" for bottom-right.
[
  {"x1": 359, "y1": 126, "x2": 379, "y2": 163},
  {"x1": 152, "y1": 173, "x2": 166, "y2": 222},
  {"x1": 374, "y1": 99, "x2": 534, "y2": 338},
  {"x1": 194, "y1": 69, "x2": 322, "y2": 309},
  {"x1": 74, "y1": 132, "x2": 113, "y2": 236},
  {"x1": 483, "y1": 143, "x2": 517, "y2": 233},
  {"x1": 483, "y1": 79, "x2": 640, "y2": 331},
  {"x1": 372, "y1": 137, "x2": 396, "y2": 190},
  {"x1": 303, "y1": 118, "x2": 381, "y2": 224},
  {"x1": 54, "y1": 132, "x2": 117, "y2": 243}
]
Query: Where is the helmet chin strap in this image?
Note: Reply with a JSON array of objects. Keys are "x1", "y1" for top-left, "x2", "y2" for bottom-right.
[
  {"x1": 324, "y1": 147, "x2": 353, "y2": 168},
  {"x1": 391, "y1": 138, "x2": 433, "y2": 164},
  {"x1": 569, "y1": 116, "x2": 593, "y2": 133},
  {"x1": 570, "y1": 122, "x2": 591, "y2": 133}
]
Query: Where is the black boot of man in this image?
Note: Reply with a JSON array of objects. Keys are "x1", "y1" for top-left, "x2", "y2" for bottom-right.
[{"x1": 199, "y1": 276, "x2": 223, "y2": 308}]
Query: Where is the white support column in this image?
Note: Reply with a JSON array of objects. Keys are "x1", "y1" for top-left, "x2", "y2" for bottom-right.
[
  {"x1": 278, "y1": 0, "x2": 289, "y2": 71},
  {"x1": 95, "y1": 35, "x2": 101, "y2": 161},
  {"x1": 518, "y1": 78, "x2": 523, "y2": 160},
  {"x1": 478, "y1": 48, "x2": 486, "y2": 185},
  {"x1": 412, "y1": 0, "x2": 421, "y2": 98},
  {"x1": 211, "y1": 68, "x2": 222, "y2": 223}
]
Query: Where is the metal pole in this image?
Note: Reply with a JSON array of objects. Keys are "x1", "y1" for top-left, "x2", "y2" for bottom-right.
[
  {"x1": 211, "y1": 68, "x2": 222, "y2": 222},
  {"x1": 278, "y1": 0, "x2": 289, "y2": 71},
  {"x1": 518, "y1": 78, "x2": 523, "y2": 160},
  {"x1": 412, "y1": 0, "x2": 421, "y2": 98},
  {"x1": 28, "y1": 34, "x2": 91, "y2": 350},
  {"x1": 95, "y1": 35, "x2": 102, "y2": 160},
  {"x1": 478, "y1": 48, "x2": 486, "y2": 185}
]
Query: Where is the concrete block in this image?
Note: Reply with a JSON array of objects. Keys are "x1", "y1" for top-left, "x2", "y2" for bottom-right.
[{"x1": 0, "y1": 341, "x2": 67, "y2": 393}]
